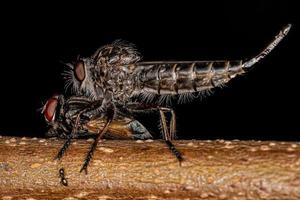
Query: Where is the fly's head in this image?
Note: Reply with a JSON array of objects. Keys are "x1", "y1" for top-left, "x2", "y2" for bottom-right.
[
  {"x1": 63, "y1": 57, "x2": 104, "y2": 100},
  {"x1": 42, "y1": 95, "x2": 70, "y2": 138},
  {"x1": 63, "y1": 40, "x2": 141, "y2": 101}
]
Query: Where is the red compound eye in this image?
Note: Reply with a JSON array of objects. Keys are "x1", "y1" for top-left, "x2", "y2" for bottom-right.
[
  {"x1": 74, "y1": 60, "x2": 85, "y2": 82},
  {"x1": 43, "y1": 95, "x2": 59, "y2": 122}
]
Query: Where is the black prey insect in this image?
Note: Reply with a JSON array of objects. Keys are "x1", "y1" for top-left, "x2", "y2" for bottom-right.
[
  {"x1": 59, "y1": 168, "x2": 68, "y2": 186},
  {"x1": 42, "y1": 94, "x2": 155, "y2": 173},
  {"x1": 43, "y1": 24, "x2": 291, "y2": 173}
]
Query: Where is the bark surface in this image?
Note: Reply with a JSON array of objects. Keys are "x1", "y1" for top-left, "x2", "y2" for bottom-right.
[{"x1": 0, "y1": 136, "x2": 300, "y2": 199}]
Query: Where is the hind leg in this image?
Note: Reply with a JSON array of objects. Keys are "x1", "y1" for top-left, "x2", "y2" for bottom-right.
[
  {"x1": 123, "y1": 102, "x2": 183, "y2": 163},
  {"x1": 158, "y1": 107, "x2": 183, "y2": 164}
]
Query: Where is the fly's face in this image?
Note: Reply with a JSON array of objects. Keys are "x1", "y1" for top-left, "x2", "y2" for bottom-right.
[
  {"x1": 63, "y1": 58, "x2": 104, "y2": 100},
  {"x1": 73, "y1": 58, "x2": 97, "y2": 97}
]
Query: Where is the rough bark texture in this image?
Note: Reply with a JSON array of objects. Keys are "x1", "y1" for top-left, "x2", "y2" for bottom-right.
[{"x1": 0, "y1": 136, "x2": 300, "y2": 199}]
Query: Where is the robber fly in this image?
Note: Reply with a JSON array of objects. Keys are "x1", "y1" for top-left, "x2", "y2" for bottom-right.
[{"x1": 49, "y1": 24, "x2": 290, "y2": 173}]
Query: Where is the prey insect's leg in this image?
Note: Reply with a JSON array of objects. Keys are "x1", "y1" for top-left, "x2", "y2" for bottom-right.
[
  {"x1": 57, "y1": 95, "x2": 65, "y2": 117},
  {"x1": 159, "y1": 107, "x2": 183, "y2": 164},
  {"x1": 80, "y1": 106, "x2": 115, "y2": 174}
]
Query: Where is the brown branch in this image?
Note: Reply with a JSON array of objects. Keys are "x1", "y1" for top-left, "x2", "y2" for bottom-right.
[{"x1": 0, "y1": 136, "x2": 300, "y2": 199}]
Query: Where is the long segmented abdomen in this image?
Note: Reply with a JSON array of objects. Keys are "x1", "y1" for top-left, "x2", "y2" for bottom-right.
[
  {"x1": 137, "y1": 60, "x2": 244, "y2": 94},
  {"x1": 134, "y1": 24, "x2": 291, "y2": 95}
]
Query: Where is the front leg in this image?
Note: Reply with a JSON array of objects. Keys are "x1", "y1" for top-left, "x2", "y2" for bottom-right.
[
  {"x1": 55, "y1": 98, "x2": 104, "y2": 161},
  {"x1": 80, "y1": 104, "x2": 115, "y2": 174}
]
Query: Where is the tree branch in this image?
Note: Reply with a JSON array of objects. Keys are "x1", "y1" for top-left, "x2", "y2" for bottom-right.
[{"x1": 0, "y1": 136, "x2": 300, "y2": 199}]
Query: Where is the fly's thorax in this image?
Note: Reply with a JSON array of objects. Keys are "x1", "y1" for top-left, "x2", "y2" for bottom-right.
[
  {"x1": 78, "y1": 59, "x2": 136, "y2": 102},
  {"x1": 102, "y1": 68, "x2": 136, "y2": 103},
  {"x1": 92, "y1": 40, "x2": 141, "y2": 67}
]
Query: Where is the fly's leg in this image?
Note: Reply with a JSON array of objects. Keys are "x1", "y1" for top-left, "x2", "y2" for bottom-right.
[
  {"x1": 55, "y1": 99, "x2": 103, "y2": 160},
  {"x1": 79, "y1": 121, "x2": 110, "y2": 174},
  {"x1": 72, "y1": 99, "x2": 104, "y2": 127},
  {"x1": 165, "y1": 140, "x2": 183, "y2": 163},
  {"x1": 55, "y1": 109, "x2": 89, "y2": 161},
  {"x1": 80, "y1": 105, "x2": 115, "y2": 174},
  {"x1": 159, "y1": 107, "x2": 183, "y2": 164},
  {"x1": 55, "y1": 135, "x2": 73, "y2": 160},
  {"x1": 57, "y1": 94, "x2": 65, "y2": 117},
  {"x1": 159, "y1": 107, "x2": 176, "y2": 140},
  {"x1": 122, "y1": 102, "x2": 183, "y2": 163},
  {"x1": 55, "y1": 131, "x2": 98, "y2": 160},
  {"x1": 51, "y1": 94, "x2": 77, "y2": 160}
]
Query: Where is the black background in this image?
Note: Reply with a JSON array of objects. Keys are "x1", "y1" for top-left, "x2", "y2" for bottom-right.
[{"x1": 1, "y1": 1, "x2": 298, "y2": 140}]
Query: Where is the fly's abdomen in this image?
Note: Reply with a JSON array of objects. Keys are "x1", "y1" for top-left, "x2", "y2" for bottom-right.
[
  {"x1": 135, "y1": 24, "x2": 291, "y2": 96},
  {"x1": 138, "y1": 60, "x2": 244, "y2": 95},
  {"x1": 193, "y1": 60, "x2": 244, "y2": 90}
]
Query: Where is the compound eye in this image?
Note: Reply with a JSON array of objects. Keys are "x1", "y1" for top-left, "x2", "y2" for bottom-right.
[
  {"x1": 43, "y1": 96, "x2": 58, "y2": 122},
  {"x1": 74, "y1": 60, "x2": 85, "y2": 82}
]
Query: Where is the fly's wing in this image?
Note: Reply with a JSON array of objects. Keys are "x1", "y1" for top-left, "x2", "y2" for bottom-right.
[
  {"x1": 84, "y1": 115, "x2": 153, "y2": 140},
  {"x1": 64, "y1": 96, "x2": 105, "y2": 123},
  {"x1": 64, "y1": 96, "x2": 93, "y2": 119},
  {"x1": 83, "y1": 115, "x2": 136, "y2": 139}
]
